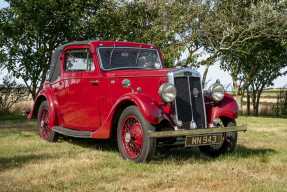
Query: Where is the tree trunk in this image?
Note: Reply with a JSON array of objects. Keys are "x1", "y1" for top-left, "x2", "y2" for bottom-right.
[
  {"x1": 252, "y1": 89, "x2": 258, "y2": 116},
  {"x1": 254, "y1": 87, "x2": 264, "y2": 116},
  {"x1": 246, "y1": 89, "x2": 251, "y2": 115},
  {"x1": 202, "y1": 64, "x2": 210, "y2": 88},
  {"x1": 254, "y1": 93, "x2": 260, "y2": 116},
  {"x1": 240, "y1": 90, "x2": 245, "y2": 112}
]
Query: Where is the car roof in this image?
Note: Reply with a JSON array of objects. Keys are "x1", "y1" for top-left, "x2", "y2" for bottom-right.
[
  {"x1": 56, "y1": 40, "x2": 156, "y2": 50},
  {"x1": 47, "y1": 40, "x2": 157, "y2": 82}
]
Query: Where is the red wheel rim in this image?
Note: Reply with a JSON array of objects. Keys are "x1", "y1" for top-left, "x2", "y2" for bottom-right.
[
  {"x1": 121, "y1": 115, "x2": 144, "y2": 159},
  {"x1": 39, "y1": 108, "x2": 51, "y2": 139}
]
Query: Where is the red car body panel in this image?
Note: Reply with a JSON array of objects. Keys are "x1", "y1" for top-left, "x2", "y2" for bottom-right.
[
  {"x1": 30, "y1": 40, "x2": 239, "y2": 139},
  {"x1": 211, "y1": 93, "x2": 239, "y2": 119},
  {"x1": 29, "y1": 87, "x2": 58, "y2": 128},
  {"x1": 205, "y1": 93, "x2": 238, "y2": 126}
]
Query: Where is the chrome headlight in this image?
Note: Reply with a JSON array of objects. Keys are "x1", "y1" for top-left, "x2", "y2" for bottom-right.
[
  {"x1": 210, "y1": 83, "x2": 225, "y2": 102},
  {"x1": 158, "y1": 83, "x2": 177, "y2": 103}
]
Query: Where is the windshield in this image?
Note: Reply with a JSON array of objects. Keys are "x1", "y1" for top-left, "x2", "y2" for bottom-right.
[{"x1": 98, "y1": 47, "x2": 162, "y2": 70}]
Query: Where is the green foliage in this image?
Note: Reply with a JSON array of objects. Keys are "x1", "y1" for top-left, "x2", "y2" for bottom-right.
[
  {"x1": 0, "y1": 0, "x2": 180, "y2": 99},
  {"x1": 199, "y1": 0, "x2": 287, "y2": 87},
  {"x1": 190, "y1": 0, "x2": 287, "y2": 114},
  {"x1": 0, "y1": 0, "x2": 107, "y2": 99}
]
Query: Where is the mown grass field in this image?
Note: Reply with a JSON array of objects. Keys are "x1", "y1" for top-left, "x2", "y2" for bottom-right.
[{"x1": 0, "y1": 116, "x2": 287, "y2": 192}]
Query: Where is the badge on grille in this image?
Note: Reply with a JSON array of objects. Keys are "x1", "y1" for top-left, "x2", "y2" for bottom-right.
[
  {"x1": 184, "y1": 71, "x2": 193, "y2": 76},
  {"x1": 193, "y1": 88, "x2": 199, "y2": 98}
]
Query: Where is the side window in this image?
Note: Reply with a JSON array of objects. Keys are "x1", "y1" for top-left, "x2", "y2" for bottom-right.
[{"x1": 64, "y1": 49, "x2": 95, "y2": 72}]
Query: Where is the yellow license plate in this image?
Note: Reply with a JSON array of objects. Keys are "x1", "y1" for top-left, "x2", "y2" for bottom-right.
[{"x1": 185, "y1": 134, "x2": 223, "y2": 147}]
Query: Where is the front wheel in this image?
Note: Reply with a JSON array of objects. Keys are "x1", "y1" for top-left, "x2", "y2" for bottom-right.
[
  {"x1": 117, "y1": 106, "x2": 156, "y2": 163},
  {"x1": 199, "y1": 120, "x2": 237, "y2": 157}
]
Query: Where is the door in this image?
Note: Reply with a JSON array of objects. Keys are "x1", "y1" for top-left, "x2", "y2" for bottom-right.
[{"x1": 60, "y1": 46, "x2": 102, "y2": 131}]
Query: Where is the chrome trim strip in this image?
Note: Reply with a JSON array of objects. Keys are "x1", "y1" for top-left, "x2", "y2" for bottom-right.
[
  {"x1": 167, "y1": 71, "x2": 180, "y2": 125},
  {"x1": 199, "y1": 75, "x2": 208, "y2": 128},
  {"x1": 187, "y1": 75, "x2": 196, "y2": 128}
]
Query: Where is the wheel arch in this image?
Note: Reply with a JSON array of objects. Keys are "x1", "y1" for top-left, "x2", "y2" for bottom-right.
[
  {"x1": 110, "y1": 99, "x2": 136, "y2": 140},
  {"x1": 31, "y1": 95, "x2": 47, "y2": 119},
  {"x1": 219, "y1": 116, "x2": 236, "y2": 126},
  {"x1": 110, "y1": 94, "x2": 162, "y2": 131},
  {"x1": 91, "y1": 94, "x2": 162, "y2": 139},
  {"x1": 29, "y1": 91, "x2": 58, "y2": 128}
]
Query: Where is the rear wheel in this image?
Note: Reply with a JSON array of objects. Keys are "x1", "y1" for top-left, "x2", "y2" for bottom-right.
[
  {"x1": 199, "y1": 119, "x2": 237, "y2": 157},
  {"x1": 117, "y1": 106, "x2": 156, "y2": 163},
  {"x1": 37, "y1": 101, "x2": 58, "y2": 142}
]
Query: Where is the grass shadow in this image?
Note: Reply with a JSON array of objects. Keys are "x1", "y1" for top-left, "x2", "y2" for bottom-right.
[
  {"x1": 231, "y1": 145, "x2": 277, "y2": 158},
  {"x1": 152, "y1": 144, "x2": 277, "y2": 164},
  {"x1": 59, "y1": 136, "x2": 118, "y2": 152},
  {"x1": 153, "y1": 146, "x2": 212, "y2": 164},
  {"x1": 0, "y1": 126, "x2": 37, "y2": 139},
  {"x1": 0, "y1": 113, "x2": 27, "y2": 124},
  {"x1": 57, "y1": 136, "x2": 277, "y2": 164},
  {"x1": 0, "y1": 153, "x2": 60, "y2": 172}
]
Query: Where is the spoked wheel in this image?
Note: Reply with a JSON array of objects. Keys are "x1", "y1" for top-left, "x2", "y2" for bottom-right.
[
  {"x1": 199, "y1": 119, "x2": 237, "y2": 157},
  {"x1": 121, "y1": 115, "x2": 144, "y2": 159},
  {"x1": 37, "y1": 101, "x2": 58, "y2": 142},
  {"x1": 117, "y1": 106, "x2": 156, "y2": 163}
]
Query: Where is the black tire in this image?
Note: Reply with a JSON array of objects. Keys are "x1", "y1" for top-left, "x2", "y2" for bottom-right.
[
  {"x1": 37, "y1": 101, "x2": 58, "y2": 142},
  {"x1": 199, "y1": 120, "x2": 237, "y2": 157},
  {"x1": 117, "y1": 106, "x2": 156, "y2": 163}
]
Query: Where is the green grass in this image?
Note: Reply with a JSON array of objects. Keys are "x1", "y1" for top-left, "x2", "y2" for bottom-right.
[
  {"x1": 0, "y1": 113, "x2": 25, "y2": 121},
  {"x1": 0, "y1": 113, "x2": 27, "y2": 124},
  {"x1": 0, "y1": 116, "x2": 287, "y2": 192}
]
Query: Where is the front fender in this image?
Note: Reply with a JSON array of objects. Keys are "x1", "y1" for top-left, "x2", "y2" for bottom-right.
[
  {"x1": 129, "y1": 94, "x2": 163, "y2": 124},
  {"x1": 209, "y1": 93, "x2": 239, "y2": 124},
  {"x1": 91, "y1": 93, "x2": 162, "y2": 139}
]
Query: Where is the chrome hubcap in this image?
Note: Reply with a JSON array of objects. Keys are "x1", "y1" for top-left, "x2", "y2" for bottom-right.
[
  {"x1": 125, "y1": 132, "x2": 131, "y2": 143},
  {"x1": 40, "y1": 120, "x2": 45, "y2": 128}
]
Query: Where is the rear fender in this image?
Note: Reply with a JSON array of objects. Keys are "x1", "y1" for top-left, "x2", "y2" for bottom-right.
[
  {"x1": 91, "y1": 93, "x2": 162, "y2": 139},
  {"x1": 29, "y1": 89, "x2": 58, "y2": 128},
  {"x1": 209, "y1": 93, "x2": 238, "y2": 125}
]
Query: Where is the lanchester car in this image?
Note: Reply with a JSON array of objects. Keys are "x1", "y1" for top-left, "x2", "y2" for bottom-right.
[{"x1": 29, "y1": 40, "x2": 247, "y2": 162}]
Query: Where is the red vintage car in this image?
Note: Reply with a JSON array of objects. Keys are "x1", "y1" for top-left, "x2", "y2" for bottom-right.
[{"x1": 29, "y1": 40, "x2": 246, "y2": 162}]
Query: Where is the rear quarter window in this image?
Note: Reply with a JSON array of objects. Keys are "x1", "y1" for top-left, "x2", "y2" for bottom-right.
[{"x1": 64, "y1": 49, "x2": 94, "y2": 72}]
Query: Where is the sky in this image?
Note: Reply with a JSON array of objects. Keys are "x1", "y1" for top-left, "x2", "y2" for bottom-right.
[
  {"x1": 0, "y1": 0, "x2": 286, "y2": 89},
  {"x1": 0, "y1": 0, "x2": 8, "y2": 9}
]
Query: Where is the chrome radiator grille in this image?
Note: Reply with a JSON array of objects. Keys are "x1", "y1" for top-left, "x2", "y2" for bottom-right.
[{"x1": 169, "y1": 69, "x2": 207, "y2": 129}]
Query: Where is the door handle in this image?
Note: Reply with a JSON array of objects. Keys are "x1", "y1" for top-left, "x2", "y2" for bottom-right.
[{"x1": 89, "y1": 80, "x2": 100, "y2": 85}]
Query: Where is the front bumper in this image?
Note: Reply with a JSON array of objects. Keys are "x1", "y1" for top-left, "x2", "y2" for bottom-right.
[{"x1": 148, "y1": 125, "x2": 247, "y2": 138}]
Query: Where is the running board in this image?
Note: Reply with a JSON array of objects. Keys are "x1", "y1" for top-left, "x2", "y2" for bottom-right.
[{"x1": 53, "y1": 126, "x2": 92, "y2": 138}]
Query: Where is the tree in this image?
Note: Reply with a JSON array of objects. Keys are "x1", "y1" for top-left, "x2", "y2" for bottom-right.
[
  {"x1": 0, "y1": 0, "x2": 184, "y2": 99},
  {"x1": 184, "y1": 0, "x2": 287, "y2": 115},
  {"x1": 0, "y1": 0, "x2": 107, "y2": 99},
  {"x1": 180, "y1": 0, "x2": 287, "y2": 90},
  {"x1": 0, "y1": 75, "x2": 28, "y2": 113},
  {"x1": 248, "y1": 40, "x2": 287, "y2": 115}
]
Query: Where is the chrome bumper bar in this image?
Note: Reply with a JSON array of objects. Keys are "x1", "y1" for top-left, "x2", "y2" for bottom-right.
[{"x1": 148, "y1": 125, "x2": 247, "y2": 138}]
